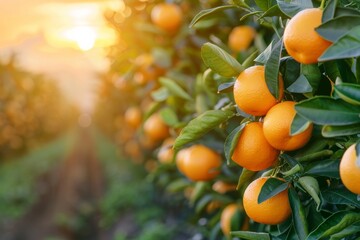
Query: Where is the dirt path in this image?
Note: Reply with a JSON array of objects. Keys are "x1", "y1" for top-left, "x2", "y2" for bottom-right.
[{"x1": 12, "y1": 129, "x2": 104, "y2": 240}]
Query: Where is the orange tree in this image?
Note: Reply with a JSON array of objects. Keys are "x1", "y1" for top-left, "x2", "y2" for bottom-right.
[{"x1": 94, "y1": 0, "x2": 360, "y2": 239}]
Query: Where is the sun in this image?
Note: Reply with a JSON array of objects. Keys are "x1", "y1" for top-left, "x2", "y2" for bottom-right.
[{"x1": 64, "y1": 26, "x2": 97, "y2": 51}]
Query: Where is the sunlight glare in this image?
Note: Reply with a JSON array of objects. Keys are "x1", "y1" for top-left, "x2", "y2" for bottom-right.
[{"x1": 64, "y1": 26, "x2": 97, "y2": 51}]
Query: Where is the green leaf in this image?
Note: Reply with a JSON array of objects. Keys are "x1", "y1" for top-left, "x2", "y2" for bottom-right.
[
  {"x1": 255, "y1": 41, "x2": 273, "y2": 64},
  {"x1": 242, "y1": 50, "x2": 259, "y2": 69},
  {"x1": 143, "y1": 101, "x2": 162, "y2": 122},
  {"x1": 295, "y1": 96, "x2": 360, "y2": 126},
  {"x1": 159, "y1": 107, "x2": 179, "y2": 126},
  {"x1": 203, "y1": 69, "x2": 217, "y2": 93},
  {"x1": 319, "y1": 25, "x2": 360, "y2": 61},
  {"x1": 291, "y1": 113, "x2": 312, "y2": 135},
  {"x1": 265, "y1": 38, "x2": 283, "y2": 99},
  {"x1": 260, "y1": 5, "x2": 288, "y2": 19},
  {"x1": 189, "y1": 5, "x2": 237, "y2": 28},
  {"x1": 218, "y1": 82, "x2": 235, "y2": 93},
  {"x1": 302, "y1": 64, "x2": 322, "y2": 94},
  {"x1": 322, "y1": 0, "x2": 337, "y2": 22},
  {"x1": 190, "y1": 182, "x2": 209, "y2": 205},
  {"x1": 255, "y1": 0, "x2": 276, "y2": 11},
  {"x1": 321, "y1": 188, "x2": 360, "y2": 208},
  {"x1": 236, "y1": 168, "x2": 256, "y2": 190},
  {"x1": 230, "y1": 208, "x2": 246, "y2": 232},
  {"x1": 306, "y1": 211, "x2": 360, "y2": 240},
  {"x1": 287, "y1": 74, "x2": 313, "y2": 93},
  {"x1": 322, "y1": 123, "x2": 360, "y2": 137},
  {"x1": 240, "y1": 11, "x2": 263, "y2": 22},
  {"x1": 152, "y1": 48, "x2": 172, "y2": 68},
  {"x1": 335, "y1": 7, "x2": 360, "y2": 17},
  {"x1": 159, "y1": 77, "x2": 192, "y2": 101},
  {"x1": 258, "y1": 178, "x2": 288, "y2": 204},
  {"x1": 330, "y1": 223, "x2": 360, "y2": 240},
  {"x1": 288, "y1": 188, "x2": 308, "y2": 240},
  {"x1": 356, "y1": 56, "x2": 360, "y2": 81},
  {"x1": 356, "y1": 142, "x2": 360, "y2": 168},
  {"x1": 224, "y1": 123, "x2": 247, "y2": 165},
  {"x1": 276, "y1": 0, "x2": 313, "y2": 17},
  {"x1": 334, "y1": 82, "x2": 360, "y2": 105},
  {"x1": 298, "y1": 176, "x2": 321, "y2": 209},
  {"x1": 174, "y1": 109, "x2": 235, "y2": 150},
  {"x1": 305, "y1": 159, "x2": 340, "y2": 178},
  {"x1": 336, "y1": 59, "x2": 357, "y2": 84},
  {"x1": 316, "y1": 16, "x2": 360, "y2": 42},
  {"x1": 230, "y1": 231, "x2": 271, "y2": 240},
  {"x1": 151, "y1": 87, "x2": 169, "y2": 101},
  {"x1": 201, "y1": 43, "x2": 244, "y2": 78}
]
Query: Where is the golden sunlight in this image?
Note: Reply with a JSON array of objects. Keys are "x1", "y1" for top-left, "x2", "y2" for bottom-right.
[{"x1": 63, "y1": 26, "x2": 97, "y2": 51}]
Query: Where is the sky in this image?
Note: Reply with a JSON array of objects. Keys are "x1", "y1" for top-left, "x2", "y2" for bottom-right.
[{"x1": 0, "y1": 0, "x2": 120, "y2": 111}]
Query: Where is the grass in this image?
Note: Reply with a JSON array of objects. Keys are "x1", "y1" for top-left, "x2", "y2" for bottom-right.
[{"x1": 0, "y1": 130, "x2": 76, "y2": 221}]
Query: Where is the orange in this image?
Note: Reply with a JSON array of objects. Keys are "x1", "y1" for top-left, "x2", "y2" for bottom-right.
[
  {"x1": 243, "y1": 177, "x2": 291, "y2": 225},
  {"x1": 179, "y1": 145, "x2": 222, "y2": 181},
  {"x1": 151, "y1": 3, "x2": 183, "y2": 32},
  {"x1": 157, "y1": 138, "x2": 175, "y2": 164},
  {"x1": 206, "y1": 200, "x2": 222, "y2": 214},
  {"x1": 143, "y1": 113, "x2": 169, "y2": 141},
  {"x1": 228, "y1": 26, "x2": 256, "y2": 52},
  {"x1": 232, "y1": 122, "x2": 279, "y2": 171},
  {"x1": 233, "y1": 66, "x2": 284, "y2": 116},
  {"x1": 263, "y1": 101, "x2": 313, "y2": 151},
  {"x1": 212, "y1": 180, "x2": 237, "y2": 194},
  {"x1": 283, "y1": 8, "x2": 332, "y2": 64},
  {"x1": 124, "y1": 106, "x2": 142, "y2": 128},
  {"x1": 220, "y1": 204, "x2": 242, "y2": 235},
  {"x1": 339, "y1": 144, "x2": 360, "y2": 194}
]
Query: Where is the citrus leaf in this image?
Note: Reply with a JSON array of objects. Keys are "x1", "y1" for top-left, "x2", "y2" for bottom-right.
[
  {"x1": 224, "y1": 123, "x2": 247, "y2": 165},
  {"x1": 189, "y1": 5, "x2": 237, "y2": 28},
  {"x1": 159, "y1": 107, "x2": 179, "y2": 126},
  {"x1": 230, "y1": 208, "x2": 246, "y2": 232},
  {"x1": 255, "y1": 0, "x2": 276, "y2": 11},
  {"x1": 298, "y1": 176, "x2": 321, "y2": 209},
  {"x1": 190, "y1": 182, "x2": 209, "y2": 205},
  {"x1": 265, "y1": 38, "x2": 283, "y2": 99},
  {"x1": 236, "y1": 168, "x2": 255, "y2": 190},
  {"x1": 203, "y1": 68, "x2": 217, "y2": 93},
  {"x1": 356, "y1": 142, "x2": 360, "y2": 168},
  {"x1": 174, "y1": 109, "x2": 235, "y2": 150},
  {"x1": 302, "y1": 63, "x2": 322, "y2": 94},
  {"x1": 151, "y1": 87, "x2": 169, "y2": 101},
  {"x1": 306, "y1": 211, "x2": 360, "y2": 240},
  {"x1": 218, "y1": 82, "x2": 235, "y2": 93},
  {"x1": 334, "y1": 82, "x2": 360, "y2": 106},
  {"x1": 321, "y1": 188, "x2": 360, "y2": 208},
  {"x1": 288, "y1": 187, "x2": 309, "y2": 240},
  {"x1": 305, "y1": 159, "x2": 340, "y2": 178},
  {"x1": 159, "y1": 77, "x2": 192, "y2": 101},
  {"x1": 201, "y1": 43, "x2": 244, "y2": 78},
  {"x1": 242, "y1": 50, "x2": 259, "y2": 69},
  {"x1": 230, "y1": 231, "x2": 271, "y2": 240},
  {"x1": 330, "y1": 223, "x2": 360, "y2": 240},
  {"x1": 276, "y1": 0, "x2": 313, "y2": 17},
  {"x1": 295, "y1": 96, "x2": 360, "y2": 126},
  {"x1": 336, "y1": 59, "x2": 358, "y2": 84},
  {"x1": 260, "y1": 4, "x2": 288, "y2": 19},
  {"x1": 316, "y1": 16, "x2": 360, "y2": 42},
  {"x1": 322, "y1": 123, "x2": 360, "y2": 137},
  {"x1": 319, "y1": 25, "x2": 360, "y2": 61},
  {"x1": 291, "y1": 113, "x2": 312, "y2": 136},
  {"x1": 240, "y1": 11, "x2": 263, "y2": 21},
  {"x1": 258, "y1": 178, "x2": 288, "y2": 204},
  {"x1": 254, "y1": 40, "x2": 273, "y2": 64},
  {"x1": 287, "y1": 74, "x2": 313, "y2": 93},
  {"x1": 322, "y1": 0, "x2": 337, "y2": 22}
]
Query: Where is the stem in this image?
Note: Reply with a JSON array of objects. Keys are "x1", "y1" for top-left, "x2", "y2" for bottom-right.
[
  {"x1": 271, "y1": 23, "x2": 281, "y2": 39},
  {"x1": 319, "y1": 0, "x2": 327, "y2": 10}
]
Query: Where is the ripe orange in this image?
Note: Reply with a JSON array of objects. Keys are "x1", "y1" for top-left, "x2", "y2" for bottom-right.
[
  {"x1": 243, "y1": 177, "x2": 291, "y2": 225},
  {"x1": 263, "y1": 101, "x2": 313, "y2": 151},
  {"x1": 143, "y1": 113, "x2": 169, "y2": 141},
  {"x1": 233, "y1": 66, "x2": 284, "y2": 116},
  {"x1": 157, "y1": 138, "x2": 175, "y2": 164},
  {"x1": 124, "y1": 106, "x2": 142, "y2": 128},
  {"x1": 232, "y1": 122, "x2": 279, "y2": 171},
  {"x1": 178, "y1": 145, "x2": 222, "y2": 181},
  {"x1": 339, "y1": 144, "x2": 360, "y2": 194},
  {"x1": 220, "y1": 203, "x2": 242, "y2": 236},
  {"x1": 151, "y1": 3, "x2": 183, "y2": 32},
  {"x1": 175, "y1": 148, "x2": 189, "y2": 174},
  {"x1": 212, "y1": 180, "x2": 237, "y2": 194},
  {"x1": 283, "y1": 8, "x2": 332, "y2": 64},
  {"x1": 228, "y1": 26, "x2": 256, "y2": 52}
]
